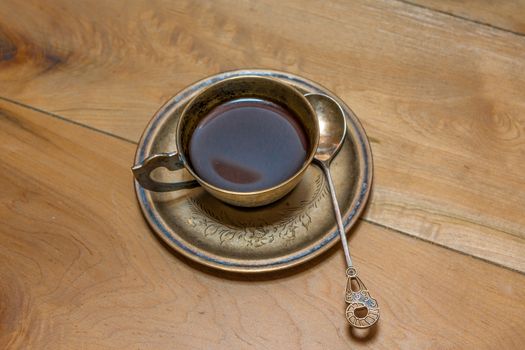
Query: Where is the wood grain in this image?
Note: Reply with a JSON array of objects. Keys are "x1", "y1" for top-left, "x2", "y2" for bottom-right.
[
  {"x1": 407, "y1": 0, "x2": 525, "y2": 34},
  {"x1": 2, "y1": 0, "x2": 524, "y2": 271},
  {"x1": 1, "y1": 98, "x2": 525, "y2": 349}
]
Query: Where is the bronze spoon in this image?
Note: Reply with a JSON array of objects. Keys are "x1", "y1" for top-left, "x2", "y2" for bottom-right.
[{"x1": 305, "y1": 93, "x2": 379, "y2": 328}]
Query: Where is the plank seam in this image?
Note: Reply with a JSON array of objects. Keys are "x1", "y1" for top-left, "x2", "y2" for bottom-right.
[
  {"x1": 361, "y1": 217, "x2": 524, "y2": 276},
  {"x1": 0, "y1": 96, "x2": 137, "y2": 145},
  {"x1": 395, "y1": 0, "x2": 525, "y2": 38}
]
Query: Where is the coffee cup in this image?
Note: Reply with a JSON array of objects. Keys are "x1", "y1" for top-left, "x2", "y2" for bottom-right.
[{"x1": 132, "y1": 76, "x2": 320, "y2": 207}]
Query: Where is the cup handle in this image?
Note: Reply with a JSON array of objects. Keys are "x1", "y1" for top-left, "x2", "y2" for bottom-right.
[{"x1": 132, "y1": 152, "x2": 200, "y2": 192}]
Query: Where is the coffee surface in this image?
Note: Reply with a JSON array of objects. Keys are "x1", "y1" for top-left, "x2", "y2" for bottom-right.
[{"x1": 189, "y1": 98, "x2": 309, "y2": 192}]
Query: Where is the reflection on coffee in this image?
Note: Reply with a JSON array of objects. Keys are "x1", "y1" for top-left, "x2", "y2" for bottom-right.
[{"x1": 189, "y1": 98, "x2": 309, "y2": 192}]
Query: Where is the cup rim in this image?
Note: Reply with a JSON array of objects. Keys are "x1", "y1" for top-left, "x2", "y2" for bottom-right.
[{"x1": 175, "y1": 75, "x2": 320, "y2": 197}]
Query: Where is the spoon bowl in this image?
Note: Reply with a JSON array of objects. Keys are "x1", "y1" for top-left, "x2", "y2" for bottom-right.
[{"x1": 305, "y1": 93, "x2": 347, "y2": 164}]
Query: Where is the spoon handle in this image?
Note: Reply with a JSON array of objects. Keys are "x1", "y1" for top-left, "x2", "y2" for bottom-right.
[
  {"x1": 321, "y1": 164, "x2": 353, "y2": 267},
  {"x1": 320, "y1": 163, "x2": 380, "y2": 328}
]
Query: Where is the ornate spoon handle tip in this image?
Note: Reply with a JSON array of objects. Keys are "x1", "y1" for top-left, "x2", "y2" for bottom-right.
[{"x1": 345, "y1": 267, "x2": 380, "y2": 328}]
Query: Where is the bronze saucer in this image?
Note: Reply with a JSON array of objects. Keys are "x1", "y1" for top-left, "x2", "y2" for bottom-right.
[{"x1": 134, "y1": 69, "x2": 373, "y2": 273}]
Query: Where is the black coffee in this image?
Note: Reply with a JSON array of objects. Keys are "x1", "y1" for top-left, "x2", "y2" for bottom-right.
[{"x1": 189, "y1": 98, "x2": 309, "y2": 192}]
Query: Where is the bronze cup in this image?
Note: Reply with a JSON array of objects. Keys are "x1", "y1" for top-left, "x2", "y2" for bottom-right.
[{"x1": 132, "y1": 76, "x2": 320, "y2": 207}]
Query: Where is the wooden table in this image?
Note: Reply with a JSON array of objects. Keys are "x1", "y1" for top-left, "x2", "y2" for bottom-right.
[{"x1": 1, "y1": 1, "x2": 525, "y2": 348}]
